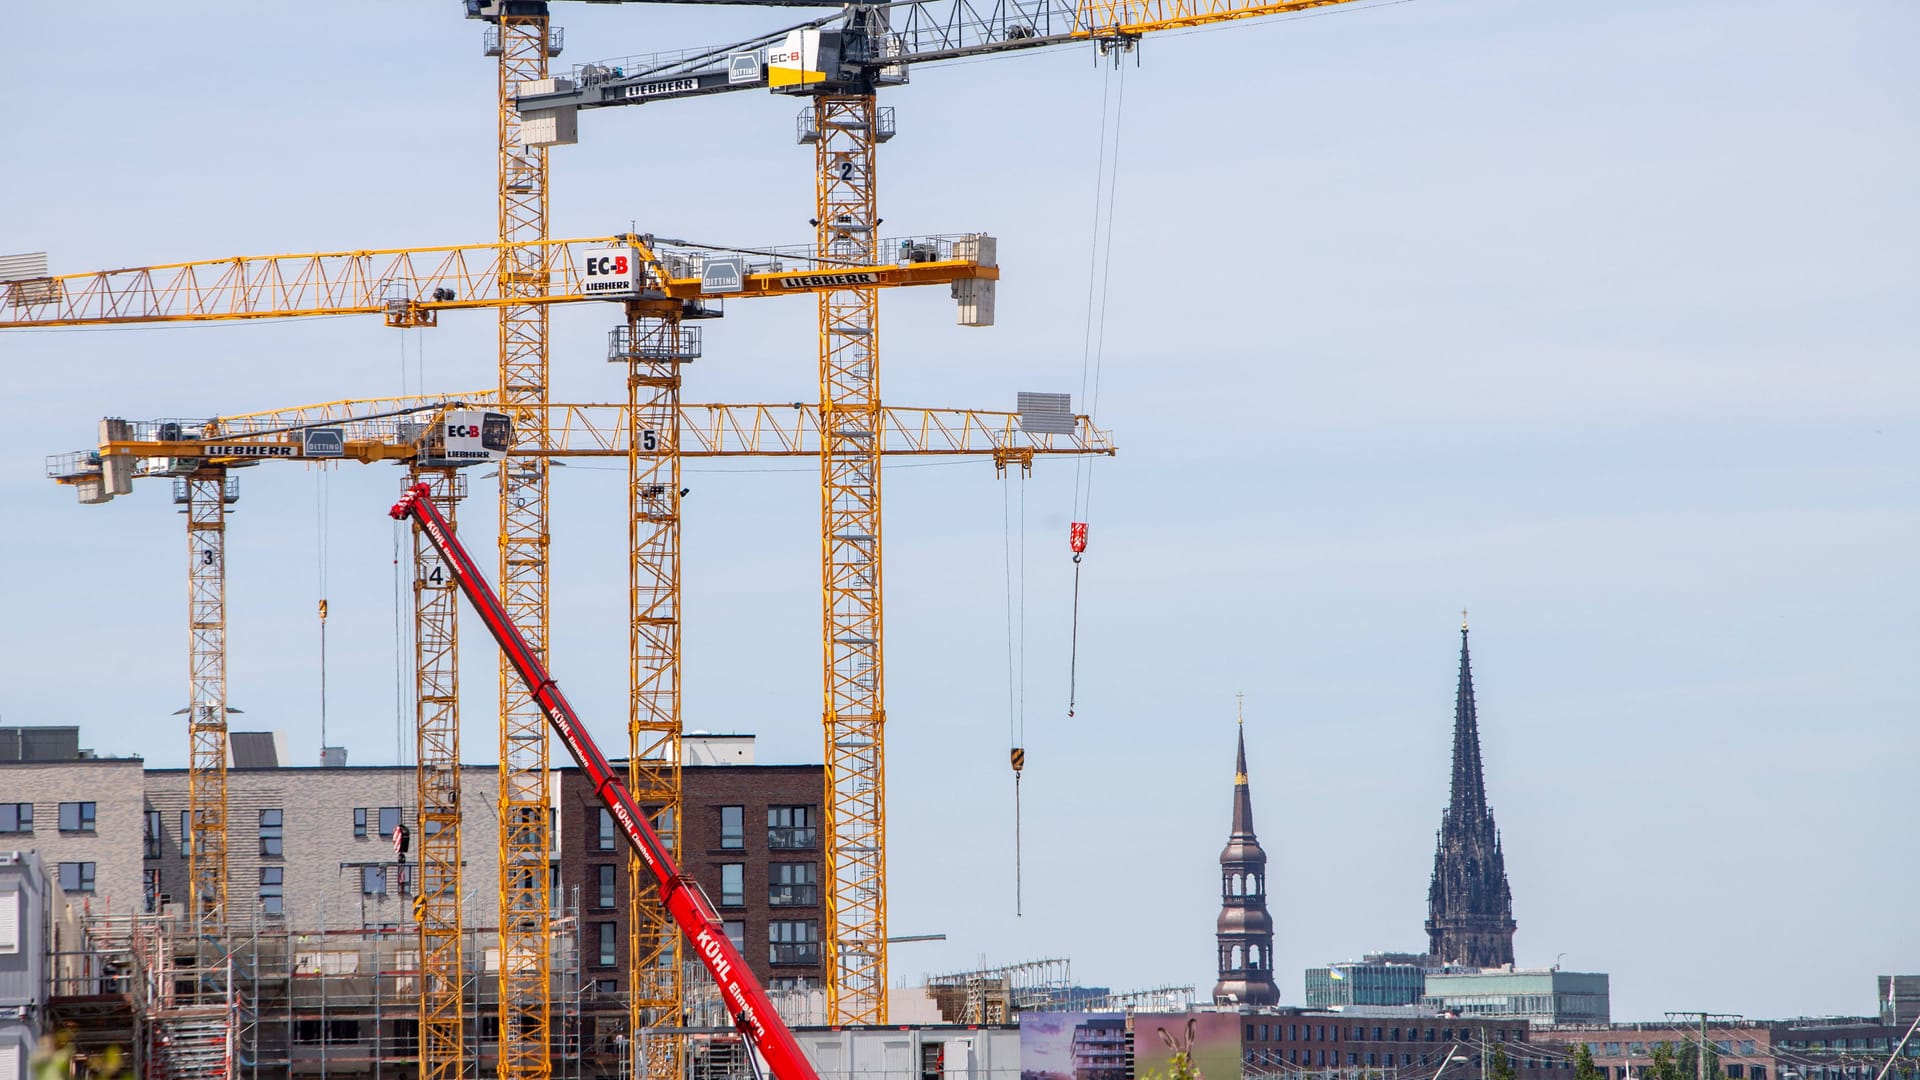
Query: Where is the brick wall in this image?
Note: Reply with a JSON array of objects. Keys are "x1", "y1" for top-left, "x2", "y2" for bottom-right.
[
  {"x1": 0, "y1": 760, "x2": 145, "y2": 913},
  {"x1": 143, "y1": 765, "x2": 506, "y2": 928},
  {"x1": 560, "y1": 762, "x2": 826, "y2": 1002}
]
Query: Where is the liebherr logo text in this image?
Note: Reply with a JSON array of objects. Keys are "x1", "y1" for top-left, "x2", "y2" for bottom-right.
[
  {"x1": 777, "y1": 272, "x2": 880, "y2": 289},
  {"x1": 207, "y1": 444, "x2": 295, "y2": 458},
  {"x1": 624, "y1": 78, "x2": 698, "y2": 99}
]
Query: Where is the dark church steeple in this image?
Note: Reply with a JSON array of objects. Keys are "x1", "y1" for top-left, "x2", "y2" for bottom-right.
[
  {"x1": 1426, "y1": 616, "x2": 1518, "y2": 968},
  {"x1": 1214, "y1": 698, "x2": 1280, "y2": 1005}
]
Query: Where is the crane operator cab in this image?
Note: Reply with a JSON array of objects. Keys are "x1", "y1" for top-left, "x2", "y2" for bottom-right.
[{"x1": 417, "y1": 410, "x2": 512, "y2": 468}]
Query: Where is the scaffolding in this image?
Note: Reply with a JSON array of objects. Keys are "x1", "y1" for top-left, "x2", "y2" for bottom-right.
[
  {"x1": 925, "y1": 959, "x2": 1196, "y2": 1023},
  {"x1": 46, "y1": 897, "x2": 586, "y2": 1079}
]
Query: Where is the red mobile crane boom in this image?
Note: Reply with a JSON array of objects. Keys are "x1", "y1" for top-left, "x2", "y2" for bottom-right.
[{"x1": 389, "y1": 482, "x2": 821, "y2": 1080}]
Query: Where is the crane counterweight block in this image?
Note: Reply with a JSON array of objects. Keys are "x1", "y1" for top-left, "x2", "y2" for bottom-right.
[{"x1": 388, "y1": 482, "x2": 820, "y2": 1080}]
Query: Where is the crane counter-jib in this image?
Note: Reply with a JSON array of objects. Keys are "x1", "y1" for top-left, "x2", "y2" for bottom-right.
[{"x1": 387, "y1": 482, "x2": 823, "y2": 1080}]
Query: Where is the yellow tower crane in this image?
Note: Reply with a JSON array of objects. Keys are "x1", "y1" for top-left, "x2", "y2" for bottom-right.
[
  {"x1": 477, "y1": 7, "x2": 562, "y2": 1068},
  {"x1": 2, "y1": 226, "x2": 996, "y2": 1074},
  {"x1": 521, "y1": 0, "x2": 1374, "y2": 1021},
  {"x1": 46, "y1": 391, "x2": 1109, "y2": 1077}
]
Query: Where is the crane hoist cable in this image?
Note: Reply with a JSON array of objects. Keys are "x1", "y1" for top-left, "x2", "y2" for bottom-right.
[
  {"x1": 1068, "y1": 60, "x2": 1129, "y2": 720},
  {"x1": 1003, "y1": 468, "x2": 1027, "y2": 915},
  {"x1": 317, "y1": 469, "x2": 331, "y2": 762},
  {"x1": 392, "y1": 517, "x2": 411, "y2": 793}
]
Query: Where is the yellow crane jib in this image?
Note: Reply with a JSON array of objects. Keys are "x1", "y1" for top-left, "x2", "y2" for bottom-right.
[
  {"x1": 46, "y1": 395, "x2": 1111, "y2": 504},
  {"x1": 45, "y1": 406, "x2": 512, "y2": 504},
  {"x1": 0, "y1": 232, "x2": 998, "y2": 328}
]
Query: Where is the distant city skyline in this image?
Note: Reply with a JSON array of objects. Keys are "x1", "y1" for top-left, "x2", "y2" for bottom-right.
[{"x1": 2, "y1": 0, "x2": 1913, "y2": 1022}]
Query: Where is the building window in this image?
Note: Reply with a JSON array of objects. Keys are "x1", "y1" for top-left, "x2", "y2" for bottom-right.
[
  {"x1": 719, "y1": 806, "x2": 744, "y2": 849},
  {"x1": 260, "y1": 809, "x2": 284, "y2": 857},
  {"x1": 720, "y1": 864, "x2": 744, "y2": 907},
  {"x1": 597, "y1": 865, "x2": 616, "y2": 909},
  {"x1": 768, "y1": 805, "x2": 816, "y2": 849},
  {"x1": 362, "y1": 866, "x2": 387, "y2": 896},
  {"x1": 59, "y1": 802, "x2": 96, "y2": 833},
  {"x1": 59, "y1": 862, "x2": 96, "y2": 893},
  {"x1": 596, "y1": 922, "x2": 617, "y2": 968},
  {"x1": 768, "y1": 919, "x2": 820, "y2": 965},
  {"x1": 724, "y1": 920, "x2": 746, "y2": 952},
  {"x1": 597, "y1": 808, "x2": 616, "y2": 851},
  {"x1": 354, "y1": 808, "x2": 368, "y2": 839},
  {"x1": 261, "y1": 868, "x2": 284, "y2": 916},
  {"x1": 143, "y1": 869, "x2": 162, "y2": 913},
  {"x1": 378, "y1": 807, "x2": 402, "y2": 838},
  {"x1": 143, "y1": 810, "x2": 163, "y2": 858},
  {"x1": 0, "y1": 803, "x2": 32, "y2": 835},
  {"x1": 770, "y1": 863, "x2": 818, "y2": 907}
]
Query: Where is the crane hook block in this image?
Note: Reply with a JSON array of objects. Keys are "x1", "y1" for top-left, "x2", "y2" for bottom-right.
[
  {"x1": 1009, "y1": 747, "x2": 1025, "y2": 773},
  {"x1": 1069, "y1": 522, "x2": 1088, "y2": 555}
]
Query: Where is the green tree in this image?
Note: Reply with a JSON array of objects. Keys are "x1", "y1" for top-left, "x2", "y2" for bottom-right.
[
  {"x1": 1490, "y1": 1043, "x2": 1517, "y2": 1080},
  {"x1": 1573, "y1": 1042, "x2": 1605, "y2": 1080},
  {"x1": 1645, "y1": 1040, "x2": 1724, "y2": 1080},
  {"x1": 1647, "y1": 1041, "x2": 1686, "y2": 1080}
]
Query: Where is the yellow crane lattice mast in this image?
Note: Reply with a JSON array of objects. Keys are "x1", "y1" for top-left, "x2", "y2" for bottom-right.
[
  {"x1": 183, "y1": 469, "x2": 234, "y2": 938},
  {"x1": 620, "y1": 302, "x2": 695, "y2": 1077},
  {"x1": 411, "y1": 464, "x2": 468, "y2": 1080},
  {"x1": 811, "y1": 90, "x2": 891, "y2": 1022},
  {"x1": 492, "y1": 8, "x2": 559, "y2": 1077}
]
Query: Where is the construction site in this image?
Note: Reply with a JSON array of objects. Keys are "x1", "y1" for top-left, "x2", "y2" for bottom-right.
[{"x1": 4, "y1": 2, "x2": 1911, "y2": 1080}]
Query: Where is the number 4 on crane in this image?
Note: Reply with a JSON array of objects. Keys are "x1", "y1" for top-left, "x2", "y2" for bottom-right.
[{"x1": 389, "y1": 482, "x2": 822, "y2": 1080}]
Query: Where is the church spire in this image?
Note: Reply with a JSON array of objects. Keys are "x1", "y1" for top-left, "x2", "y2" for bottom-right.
[
  {"x1": 1426, "y1": 617, "x2": 1518, "y2": 969},
  {"x1": 1449, "y1": 619, "x2": 1489, "y2": 825},
  {"x1": 1214, "y1": 698, "x2": 1279, "y2": 1005},
  {"x1": 1231, "y1": 695, "x2": 1255, "y2": 835}
]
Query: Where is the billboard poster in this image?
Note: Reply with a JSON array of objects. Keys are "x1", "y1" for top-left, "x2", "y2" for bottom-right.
[
  {"x1": 1020, "y1": 1012, "x2": 1127, "y2": 1080},
  {"x1": 1134, "y1": 1012, "x2": 1244, "y2": 1080}
]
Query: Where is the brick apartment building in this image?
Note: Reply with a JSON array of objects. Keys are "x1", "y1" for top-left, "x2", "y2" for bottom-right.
[
  {"x1": 1534, "y1": 1008, "x2": 1920, "y2": 1080},
  {"x1": 1242, "y1": 1011, "x2": 1569, "y2": 1080},
  {"x1": 558, "y1": 734, "x2": 826, "y2": 1004}
]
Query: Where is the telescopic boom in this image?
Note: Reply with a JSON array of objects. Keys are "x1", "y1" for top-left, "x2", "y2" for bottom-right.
[{"x1": 389, "y1": 482, "x2": 822, "y2": 1080}]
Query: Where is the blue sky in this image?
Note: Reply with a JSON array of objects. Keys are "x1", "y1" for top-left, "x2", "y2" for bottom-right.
[{"x1": 2, "y1": 0, "x2": 1915, "y2": 1022}]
